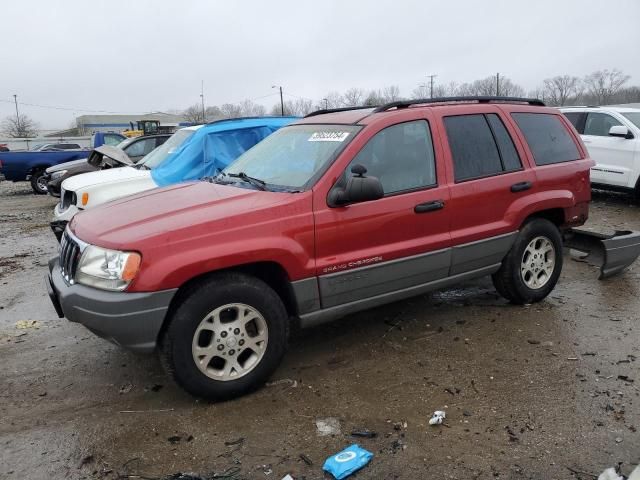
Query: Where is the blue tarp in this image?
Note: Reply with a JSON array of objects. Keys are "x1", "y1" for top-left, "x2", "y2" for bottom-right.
[{"x1": 150, "y1": 116, "x2": 298, "y2": 187}]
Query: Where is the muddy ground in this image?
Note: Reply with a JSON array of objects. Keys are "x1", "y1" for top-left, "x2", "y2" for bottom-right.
[{"x1": 0, "y1": 180, "x2": 638, "y2": 480}]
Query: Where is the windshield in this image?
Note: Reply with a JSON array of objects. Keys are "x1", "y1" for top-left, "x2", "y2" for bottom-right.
[
  {"x1": 223, "y1": 124, "x2": 360, "y2": 189},
  {"x1": 140, "y1": 129, "x2": 196, "y2": 169},
  {"x1": 116, "y1": 137, "x2": 137, "y2": 150},
  {"x1": 622, "y1": 112, "x2": 640, "y2": 129}
]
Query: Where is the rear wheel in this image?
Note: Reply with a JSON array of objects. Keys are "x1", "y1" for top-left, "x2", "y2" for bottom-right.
[
  {"x1": 492, "y1": 218, "x2": 563, "y2": 304},
  {"x1": 160, "y1": 272, "x2": 289, "y2": 400},
  {"x1": 30, "y1": 169, "x2": 48, "y2": 195}
]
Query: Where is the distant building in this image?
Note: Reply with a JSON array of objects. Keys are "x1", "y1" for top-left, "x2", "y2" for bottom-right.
[{"x1": 74, "y1": 112, "x2": 190, "y2": 135}]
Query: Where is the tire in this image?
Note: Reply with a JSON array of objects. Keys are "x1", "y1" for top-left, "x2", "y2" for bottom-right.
[
  {"x1": 492, "y1": 218, "x2": 563, "y2": 304},
  {"x1": 30, "y1": 169, "x2": 48, "y2": 195},
  {"x1": 160, "y1": 272, "x2": 289, "y2": 401}
]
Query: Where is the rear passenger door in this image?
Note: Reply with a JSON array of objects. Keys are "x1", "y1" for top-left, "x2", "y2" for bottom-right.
[
  {"x1": 313, "y1": 116, "x2": 451, "y2": 309},
  {"x1": 441, "y1": 111, "x2": 533, "y2": 275}
]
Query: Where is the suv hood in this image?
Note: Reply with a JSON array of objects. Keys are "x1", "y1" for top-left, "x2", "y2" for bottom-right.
[
  {"x1": 46, "y1": 158, "x2": 87, "y2": 174},
  {"x1": 94, "y1": 145, "x2": 133, "y2": 166},
  {"x1": 62, "y1": 165, "x2": 151, "y2": 192},
  {"x1": 71, "y1": 181, "x2": 299, "y2": 248}
]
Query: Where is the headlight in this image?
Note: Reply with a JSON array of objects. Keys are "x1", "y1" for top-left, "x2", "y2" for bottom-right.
[
  {"x1": 50, "y1": 170, "x2": 67, "y2": 180},
  {"x1": 76, "y1": 245, "x2": 141, "y2": 291}
]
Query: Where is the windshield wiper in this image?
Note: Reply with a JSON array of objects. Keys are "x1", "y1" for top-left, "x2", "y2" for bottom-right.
[{"x1": 226, "y1": 172, "x2": 268, "y2": 191}]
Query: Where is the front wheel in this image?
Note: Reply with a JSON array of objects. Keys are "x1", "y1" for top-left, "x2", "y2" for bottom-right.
[
  {"x1": 492, "y1": 218, "x2": 563, "y2": 304},
  {"x1": 160, "y1": 272, "x2": 289, "y2": 400},
  {"x1": 30, "y1": 169, "x2": 48, "y2": 195}
]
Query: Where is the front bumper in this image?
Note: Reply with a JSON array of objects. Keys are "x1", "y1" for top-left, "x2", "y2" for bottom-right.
[
  {"x1": 53, "y1": 203, "x2": 79, "y2": 222},
  {"x1": 46, "y1": 177, "x2": 61, "y2": 197},
  {"x1": 47, "y1": 257, "x2": 177, "y2": 353},
  {"x1": 50, "y1": 220, "x2": 67, "y2": 242},
  {"x1": 565, "y1": 228, "x2": 640, "y2": 279}
]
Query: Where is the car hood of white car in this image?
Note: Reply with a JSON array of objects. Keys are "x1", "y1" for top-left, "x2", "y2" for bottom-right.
[{"x1": 61, "y1": 166, "x2": 154, "y2": 192}]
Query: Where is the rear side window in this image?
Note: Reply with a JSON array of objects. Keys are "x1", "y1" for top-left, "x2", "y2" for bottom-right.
[
  {"x1": 511, "y1": 113, "x2": 581, "y2": 166},
  {"x1": 444, "y1": 114, "x2": 521, "y2": 182}
]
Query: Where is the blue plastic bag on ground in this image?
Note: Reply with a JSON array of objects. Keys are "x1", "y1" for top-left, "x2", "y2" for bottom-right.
[{"x1": 322, "y1": 444, "x2": 373, "y2": 479}]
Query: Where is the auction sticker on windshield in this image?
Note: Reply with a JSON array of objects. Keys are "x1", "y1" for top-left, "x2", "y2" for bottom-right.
[{"x1": 308, "y1": 131, "x2": 350, "y2": 142}]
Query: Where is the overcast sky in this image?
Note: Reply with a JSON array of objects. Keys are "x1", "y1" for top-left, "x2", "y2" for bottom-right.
[{"x1": 1, "y1": 0, "x2": 639, "y2": 129}]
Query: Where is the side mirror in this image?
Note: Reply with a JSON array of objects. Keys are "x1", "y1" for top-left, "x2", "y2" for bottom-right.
[
  {"x1": 609, "y1": 125, "x2": 634, "y2": 139},
  {"x1": 329, "y1": 164, "x2": 384, "y2": 207}
]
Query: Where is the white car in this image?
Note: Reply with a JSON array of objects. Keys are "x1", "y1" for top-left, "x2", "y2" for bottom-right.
[
  {"x1": 561, "y1": 106, "x2": 640, "y2": 195},
  {"x1": 53, "y1": 126, "x2": 201, "y2": 227}
]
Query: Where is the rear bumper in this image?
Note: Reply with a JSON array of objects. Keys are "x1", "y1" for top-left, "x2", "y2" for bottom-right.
[
  {"x1": 47, "y1": 257, "x2": 177, "y2": 353},
  {"x1": 565, "y1": 228, "x2": 640, "y2": 279}
]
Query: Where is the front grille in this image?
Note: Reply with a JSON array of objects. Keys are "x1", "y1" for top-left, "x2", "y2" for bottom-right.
[
  {"x1": 60, "y1": 189, "x2": 76, "y2": 211},
  {"x1": 59, "y1": 231, "x2": 81, "y2": 284}
]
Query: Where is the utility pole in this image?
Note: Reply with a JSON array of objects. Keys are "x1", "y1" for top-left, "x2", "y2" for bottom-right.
[
  {"x1": 200, "y1": 80, "x2": 206, "y2": 123},
  {"x1": 323, "y1": 98, "x2": 329, "y2": 110},
  {"x1": 496, "y1": 73, "x2": 500, "y2": 96},
  {"x1": 13, "y1": 94, "x2": 21, "y2": 134},
  {"x1": 427, "y1": 74, "x2": 437, "y2": 98},
  {"x1": 272, "y1": 85, "x2": 284, "y2": 116}
]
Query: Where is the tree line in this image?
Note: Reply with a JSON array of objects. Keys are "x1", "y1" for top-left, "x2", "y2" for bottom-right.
[{"x1": 181, "y1": 68, "x2": 640, "y2": 122}]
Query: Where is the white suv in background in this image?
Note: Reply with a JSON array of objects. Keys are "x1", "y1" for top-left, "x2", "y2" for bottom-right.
[{"x1": 561, "y1": 106, "x2": 640, "y2": 196}]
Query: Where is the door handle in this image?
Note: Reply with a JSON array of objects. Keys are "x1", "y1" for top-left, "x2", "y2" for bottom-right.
[
  {"x1": 414, "y1": 200, "x2": 445, "y2": 213},
  {"x1": 510, "y1": 181, "x2": 532, "y2": 193}
]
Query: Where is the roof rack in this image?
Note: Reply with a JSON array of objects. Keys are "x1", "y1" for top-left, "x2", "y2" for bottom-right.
[
  {"x1": 304, "y1": 106, "x2": 375, "y2": 118},
  {"x1": 372, "y1": 96, "x2": 545, "y2": 113}
]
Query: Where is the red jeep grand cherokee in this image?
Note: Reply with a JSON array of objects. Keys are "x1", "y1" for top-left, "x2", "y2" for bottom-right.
[{"x1": 48, "y1": 96, "x2": 595, "y2": 400}]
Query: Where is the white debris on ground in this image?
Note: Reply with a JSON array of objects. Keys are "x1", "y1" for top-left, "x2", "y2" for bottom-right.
[
  {"x1": 428, "y1": 410, "x2": 446, "y2": 426},
  {"x1": 315, "y1": 417, "x2": 341, "y2": 436}
]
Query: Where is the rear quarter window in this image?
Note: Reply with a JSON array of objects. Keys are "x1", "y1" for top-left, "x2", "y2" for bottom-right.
[{"x1": 511, "y1": 113, "x2": 581, "y2": 166}]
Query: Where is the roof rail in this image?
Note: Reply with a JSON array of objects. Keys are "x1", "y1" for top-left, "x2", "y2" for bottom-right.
[
  {"x1": 372, "y1": 96, "x2": 545, "y2": 113},
  {"x1": 304, "y1": 106, "x2": 375, "y2": 118}
]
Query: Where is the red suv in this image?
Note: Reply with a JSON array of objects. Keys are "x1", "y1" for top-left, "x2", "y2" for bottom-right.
[{"x1": 48, "y1": 97, "x2": 595, "y2": 400}]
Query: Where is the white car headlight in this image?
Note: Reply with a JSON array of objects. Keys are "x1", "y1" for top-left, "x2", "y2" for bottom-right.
[
  {"x1": 76, "y1": 245, "x2": 141, "y2": 291},
  {"x1": 50, "y1": 170, "x2": 67, "y2": 180}
]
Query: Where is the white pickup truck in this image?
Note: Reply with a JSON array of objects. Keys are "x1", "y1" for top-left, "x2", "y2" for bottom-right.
[{"x1": 561, "y1": 106, "x2": 640, "y2": 196}]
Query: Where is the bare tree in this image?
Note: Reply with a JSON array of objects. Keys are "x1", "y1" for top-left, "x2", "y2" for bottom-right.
[
  {"x1": 584, "y1": 69, "x2": 630, "y2": 105},
  {"x1": 411, "y1": 84, "x2": 430, "y2": 99},
  {"x1": 363, "y1": 89, "x2": 384, "y2": 106},
  {"x1": 182, "y1": 104, "x2": 206, "y2": 124},
  {"x1": 542, "y1": 75, "x2": 582, "y2": 106},
  {"x1": 381, "y1": 85, "x2": 402, "y2": 102},
  {"x1": 432, "y1": 81, "x2": 459, "y2": 97},
  {"x1": 238, "y1": 99, "x2": 266, "y2": 116},
  {"x1": 270, "y1": 98, "x2": 314, "y2": 116},
  {"x1": 323, "y1": 91, "x2": 345, "y2": 109},
  {"x1": 1, "y1": 114, "x2": 38, "y2": 138},
  {"x1": 497, "y1": 77, "x2": 525, "y2": 97},
  {"x1": 219, "y1": 103, "x2": 243, "y2": 118},
  {"x1": 342, "y1": 88, "x2": 365, "y2": 106}
]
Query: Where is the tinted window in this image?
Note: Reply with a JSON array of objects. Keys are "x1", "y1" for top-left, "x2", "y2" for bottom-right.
[
  {"x1": 512, "y1": 113, "x2": 581, "y2": 166},
  {"x1": 563, "y1": 112, "x2": 585, "y2": 133},
  {"x1": 486, "y1": 114, "x2": 522, "y2": 172},
  {"x1": 584, "y1": 112, "x2": 623, "y2": 136},
  {"x1": 346, "y1": 120, "x2": 436, "y2": 194},
  {"x1": 155, "y1": 136, "x2": 169, "y2": 148},
  {"x1": 445, "y1": 114, "x2": 503, "y2": 181}
]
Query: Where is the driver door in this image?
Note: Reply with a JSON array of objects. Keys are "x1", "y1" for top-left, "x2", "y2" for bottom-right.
[{"x1": 312, "y1": 116, "x2": 451, "y2": 309}]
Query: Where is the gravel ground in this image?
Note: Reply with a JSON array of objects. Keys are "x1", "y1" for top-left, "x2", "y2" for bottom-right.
[{"x1": 0, "y1": 181, "x2": 638, "y2": 480}]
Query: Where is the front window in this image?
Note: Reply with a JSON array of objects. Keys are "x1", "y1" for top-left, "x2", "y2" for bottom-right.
[
  {"x1": 622, "y1": 112, "x2": 640, "y2": 130},
  {"x1": 140, "y1": 129, "x2": 196, "y2": 169},
  {"x1": 223, "y1": 124, "x2": 360, "y2": 189}
]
